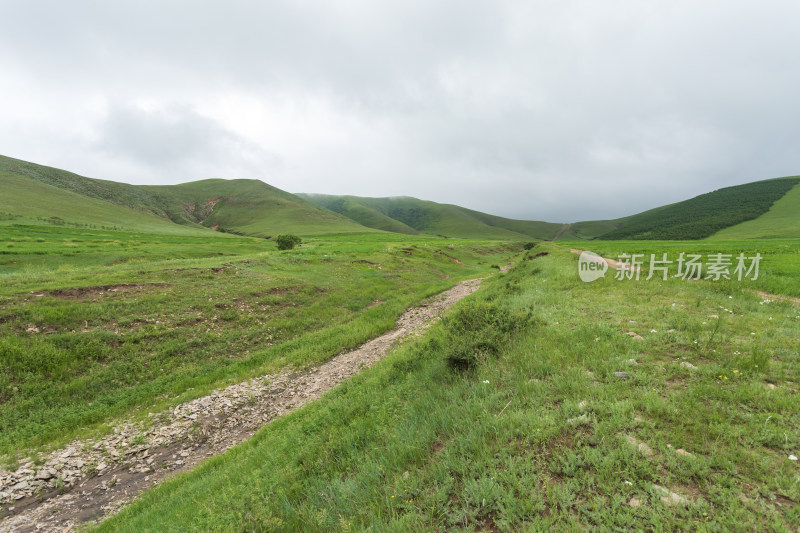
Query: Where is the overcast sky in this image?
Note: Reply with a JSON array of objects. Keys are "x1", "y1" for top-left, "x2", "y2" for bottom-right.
[{"x1": 2, "y1": 1, "x2": 800, "y2": 222}]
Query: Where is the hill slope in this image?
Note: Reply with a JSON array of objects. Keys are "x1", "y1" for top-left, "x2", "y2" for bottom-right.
[
  {"x1": 0, "y1": 155, "x2": 374, "y2": 237},
  {"x1": 299, "y1": 194, "x2": 565, "y2": 240},
  {"x1": 559, "y1": 176, "x2": 800, "y2": 240},
  {"x1": 0, "y1": 156, "x2": 204, "y2": 234},
  {"x1": 709, "y1": 180, "x2": 800, "y2": 239},
  {"x1": 7, "y1": 154, "x2": 798, "y2": 241},
  {"x1": 294, "y1": 195, "x2": 420, "y2": 235},
  {"x1": 137, "y1": 180, "x2": 375, "y2": 237}
]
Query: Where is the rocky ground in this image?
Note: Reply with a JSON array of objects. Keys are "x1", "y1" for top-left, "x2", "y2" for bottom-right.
[{"x1": 0, "y1": 277, "x2": 486, "y2": 532}]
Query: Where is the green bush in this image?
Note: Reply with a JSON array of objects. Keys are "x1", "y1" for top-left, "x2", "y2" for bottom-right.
[
  {"x1": 523, "y1": 242, "x2": 536, "y2": 250},
  {"x1": 441, "y1": 301, "x2": 530, "y2": 371},
  {"x1": 275, "y1": 234, "x2": 302, "y2": 250}
]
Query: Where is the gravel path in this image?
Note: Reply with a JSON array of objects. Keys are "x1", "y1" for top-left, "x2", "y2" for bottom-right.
[{"x1": 0, "y1": 276, "x2": 488, "y2": 532}]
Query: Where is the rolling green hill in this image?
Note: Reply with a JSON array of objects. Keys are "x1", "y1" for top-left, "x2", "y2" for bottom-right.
[
  {"x1": 136, "y1": 180, "x2": 375, "y2": 238},
  {"x1": 555, "y1": 220, "x2": 622, "y2": 241},
  {"x1": 293, "y1": 194, "x2": 420, "y2": 235},
  {"x1": 5, "y1": 154, "x2": 799, "y2": 242},
  {"x1": 299, "y1": 194, "x2": 565, "y2": 240},
  {"x1": 709, "y1": 180, "x2": 800, "y2": 239},
  {"x1": 0, "y1": 158, "x2": 204, "y2": 234},
  {"x1": 0, "y1": 155, "x2": 373, "y2": 237},
  {"x1": 558, "y1": 176, "x2": 800, "y2": 241}
]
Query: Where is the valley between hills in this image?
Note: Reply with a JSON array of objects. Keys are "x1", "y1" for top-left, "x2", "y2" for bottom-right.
[{"x1": 1, "y1": 155, "x2": 798, "y2": 531}]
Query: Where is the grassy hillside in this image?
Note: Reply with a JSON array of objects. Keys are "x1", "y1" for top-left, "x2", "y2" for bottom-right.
[
  {"x1": 710, "y1": 181, "x2": 800, "y2": 240},
  {"x1": 293, "y1": 194, "x2": 420, "y2": 235},
  {"x1": 0, "y1": 155, "x2": 374, "y2": 237},
  {"x1": 0, "y1": 159, "x2": 206, "y2": 234},
  {"x1": 585, "y1": 177, "x2": 800, "y2": 241},
  {"x1": 98, "y1": 242, "x2": 800, "y2": 531},
  {"x1": 556, "y1": 220, "x2": 625, "y2": 241},
  {"x1": 300, "y1": 194, "x2": 565, "y2": 240},
  {"x1": 138, "y1": 181, "x2": 375, "y2": 238},
  {"x1": 8, "y1": 153, "x2": 799, "y2": 242},
  {"x1": 556, "y1": 177, "x2": 800, "y2": 241}
]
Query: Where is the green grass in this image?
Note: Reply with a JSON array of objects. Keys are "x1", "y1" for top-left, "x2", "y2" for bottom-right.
[
  {"x1": 568, "y1": 238, "x2": 800, "y2": 298},
  {"x1": 0, "y1": 172, "x2": 204, "y2": 235},
  {"x1": 300, "y1": 194, "x2": 566, "y2": 240},
  {"x1": 139, "y1": 180, "x2": 373, "y2": 237},
  {"x1": 4, "y1": 152, "x2": 800, "y2": 529},
  {"x1": 97, "y1": 242, "x2": 800, "y2": 531},
  {"x1": 557, "y1": 219, "x2": 625, "y2": 241},
  {"x1": 711, "y1": 181, "x2": 800, "y2": 240},
  {"x1": 0, "y1": 154, "x2": 375, "y2": 237},
  {"x1": 563, "y1": 176, "x2": 800, "y2": 241},
  {"x1": 299, "y1": 195, "x2": 421, "y2": 235},
  {"x1": 8, "y1": 153, "x2": 800, "y2": 243},
  {"x1": 0, "y1": 225, "x2": 516, "y2": 458}
]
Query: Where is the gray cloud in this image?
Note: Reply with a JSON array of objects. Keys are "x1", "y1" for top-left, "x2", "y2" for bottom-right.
[
  {"x1": 95, "y1": 103, "x2": 281, "y2": 179},
  {"x1": 1, "y1": 1, "x2": 800, "y2": 221}
]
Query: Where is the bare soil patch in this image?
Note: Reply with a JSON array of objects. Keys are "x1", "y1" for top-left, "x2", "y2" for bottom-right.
[
  {"x1": 756, "y1": 291, "x2": 800, "y2": 305},
  {"x1": 436, "y1": 251, "x2": 464, "y2": 265},
  {"x1": 34, "y1": 283, "x2": 170, "y2": 300}
]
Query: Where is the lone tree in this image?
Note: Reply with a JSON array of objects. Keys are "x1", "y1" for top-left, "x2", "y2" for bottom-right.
[{"x1": 275, "y1": 234, "x2": 302, "y2": 250}]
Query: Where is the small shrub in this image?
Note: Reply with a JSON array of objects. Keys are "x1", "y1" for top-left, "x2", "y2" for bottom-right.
[
  {"x1": 505, "y1": 280, "x2": 521, "y2": 294},
  {"x1": 523, "y1": 242, "x2": 536, "y2": 250},
  {"x1": 275, "y1": 234, "x2": 302, "y2": 250},
  {"x1": 442, "y1": 301, "x2": 530, "y2": 371}
]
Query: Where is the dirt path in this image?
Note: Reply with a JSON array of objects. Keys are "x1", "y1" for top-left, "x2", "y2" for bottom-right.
[
  {"x1": 552, "y1": 223, "x2": 572, "y2": 241},
  {"x1": 570, "y1": 248, "x2": 639, "y2": 271},
  {"x1": 757, "y1": 291, "x2": 800, "y2": 305},
  {"x1": 0, "y1": 277, "x2": 489, "y2": 532}
]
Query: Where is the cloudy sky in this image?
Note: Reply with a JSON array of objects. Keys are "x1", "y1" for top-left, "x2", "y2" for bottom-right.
[{"x1": 2, "y1": 1, "x2": 799, "y2": 222}]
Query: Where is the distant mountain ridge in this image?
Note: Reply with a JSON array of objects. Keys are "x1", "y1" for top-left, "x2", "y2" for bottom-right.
[
  {"x1": 2, "y1": 154, "x2": 798, "y2": 240},
  {"x1": 298, "y1": 194, "x2": 565, "y2": 240},
  {"x1": 0, "y1": 155, "x2": 372, "y2": 237},
  {"x1": 562, "y1": 177, "x2": 800, "y2": 240}
]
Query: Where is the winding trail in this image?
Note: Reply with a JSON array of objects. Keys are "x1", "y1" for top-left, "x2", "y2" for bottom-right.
[
  {"x1": 570, "y1": 248, "x2": 640, "y2": 271},
  {"x1": 552, "y1": 223, "x2": 572, "y2": 241},
  {"x1": 1, "y1": 276, "x2": 491, "y2": 532},
  {"x1": 757, "y1": 291, "x2": 800, "y2": 305}
]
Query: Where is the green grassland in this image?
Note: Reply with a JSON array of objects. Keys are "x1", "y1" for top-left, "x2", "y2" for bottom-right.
[
  {"x1": 561, "y1": 177, "x2": 800, "y2": 241},
  {"x1": 0, "y1": 172, "x2": 204, "y2": 235},
  {"x1": 0, "y1": 155, "x2": 373, "y2": 237},
  {"x1": 556, "y1": 219, "x2": 621, "y2": 241},
  {"x1": 711, "y1": 181, "x2": 800, "y2": 240},
  {"x1": 139, "y1": 179, "x2": 373, "y2": 237},
  {"x1": 97, "y1": 242, "x2": 800, "y2": 531},
  {"x1": 574, "y1": 239, "x2": 800, "y2": 298},
  {"x1": 0, "y1": 225, "x2": 517, "y2": 457},
  {"x1": 3, "y1": 153, "x2": 800, "y2": 530},
  {"x1": 6, "y1": 153, "x2": 800, "y2": 242},
  {"x1": 300, "y1": 194, "x2": 565, "y2": 241},
  {"x1": 298, "y1": 195, "x2": 421, "y2": 235}
]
